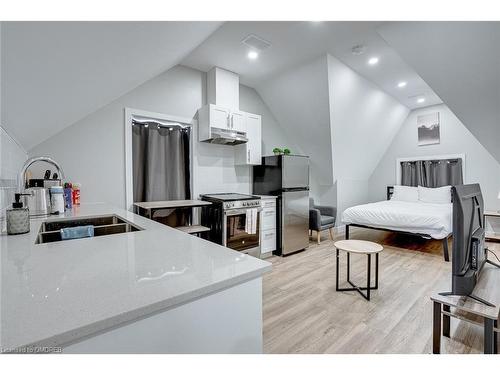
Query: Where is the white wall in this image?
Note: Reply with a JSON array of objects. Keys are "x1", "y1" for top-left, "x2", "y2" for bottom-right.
[
  {"x1": 378, "y1": 22, "x2": 500, "y2": 164},
  {"x1": 256, "y1": 56, "x2": 331, "y2": 204},
  {"x1": 0, "y1": 24, "x2": 28, "y2": 225},
  {"x1": 29, "y1": 65, "x2": 289, "y2": 208},
  {"x1": 368, "y1": 104, "x2": 500, "y2": 211},
  {"x1": 0, "y1": 126, "x2": 28, "y2": 225},
  {"x1": 327, "y1": 55, "x2": 410, "y2": 222}
]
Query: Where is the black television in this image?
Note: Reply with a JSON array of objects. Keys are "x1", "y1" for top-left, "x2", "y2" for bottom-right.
[{"x1": 443, "y1": 184, "x2": 499, "y2": 306}]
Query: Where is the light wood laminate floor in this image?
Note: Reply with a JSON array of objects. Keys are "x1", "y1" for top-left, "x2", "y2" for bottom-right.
[{"x1": 263, "y1": 228, "x2": 500, "y2": 354}]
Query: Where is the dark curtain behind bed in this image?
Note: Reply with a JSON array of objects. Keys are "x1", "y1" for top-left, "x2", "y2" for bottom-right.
[{"x1": 400, "y1": 159, "x2": 463, "y2": 187}]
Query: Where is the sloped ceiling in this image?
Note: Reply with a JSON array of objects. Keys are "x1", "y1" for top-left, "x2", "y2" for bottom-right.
[
  {"x1": 1, "y1": 21, "x2": 222, "y2": 150},
  {"x1": 256, "y1": 55, "x2": 333, "y2": 195},
  {"x1": 182, "y1": 21, "x2": 442, "y2": 109},
  {"x1": 378, "y1": 21, "x2": 500, "y2": 163}
]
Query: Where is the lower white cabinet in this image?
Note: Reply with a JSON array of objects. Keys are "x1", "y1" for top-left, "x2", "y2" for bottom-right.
[
  {"x1": 259, "y1": 196, "x2": 276, "y2": 257},
  {"x1": 261, "y1": 229, "x2": 276, "y2": 255},
  {"x1": 235, "y1": 112, "x2": 262, "y2": 165}
]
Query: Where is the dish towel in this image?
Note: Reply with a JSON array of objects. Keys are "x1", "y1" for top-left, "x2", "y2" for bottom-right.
[
  {"x1": 245, "y1": 208, "x2": 258, "y2": 235},
  {"x1": 60, "y1": 225, "x2": 95, "y2": 240}
]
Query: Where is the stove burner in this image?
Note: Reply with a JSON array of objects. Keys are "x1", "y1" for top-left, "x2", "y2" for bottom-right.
[{"x1": 201, "y1": 193, "x2": 259, "y2": 202}]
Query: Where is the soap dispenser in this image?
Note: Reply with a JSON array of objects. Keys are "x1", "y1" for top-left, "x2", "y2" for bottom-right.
[{"x1": 6, "y1": 193, "x2": 30, "y2": 235}]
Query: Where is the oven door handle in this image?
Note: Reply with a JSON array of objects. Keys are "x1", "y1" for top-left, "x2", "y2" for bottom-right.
[{"x1": 225, "y1": 208, "x2": 262, "y2": 216}]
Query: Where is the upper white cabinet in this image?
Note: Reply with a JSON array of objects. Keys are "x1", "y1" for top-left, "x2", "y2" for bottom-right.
[
  {"x1": 198, "y1": 104, "x2": 247, "y2": 134},
  {"x1": 208, "y1": 104, "x2": 230, "y2": 129},
  {"x1": 235, "y1": 112, "x2": 262, "y2": 165},
  {"x1": 207, "y1": 67, "x2": 239, "y2": 111},
  {"x1": 230, "y1": 110, "x2": 245, "y2": 133}
]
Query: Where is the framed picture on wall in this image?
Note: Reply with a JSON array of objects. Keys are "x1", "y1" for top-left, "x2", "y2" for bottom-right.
[{"x1": 417, "y1": 112, "x2": 440, "y2": 146}]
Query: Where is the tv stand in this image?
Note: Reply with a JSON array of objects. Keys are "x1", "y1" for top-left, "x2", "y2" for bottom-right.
[
  {"x1": 438, "y1": 291, "x2": 495, "y2": 307},
  {"x1": 431, "y1": 262, "x2": 500, "y2": 354},
  {"x1": 438, "y1": 255, "x2": 500, "y2": 307}
]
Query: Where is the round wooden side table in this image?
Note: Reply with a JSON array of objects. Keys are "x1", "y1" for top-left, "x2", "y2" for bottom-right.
[{"x1": 334, "y1": 240, "x2": 383, "y2": 301}]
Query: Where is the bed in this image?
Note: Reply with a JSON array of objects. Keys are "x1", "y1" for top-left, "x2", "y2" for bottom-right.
[{"x1": 342, "y1": 187, "x2": 453, "y2": 261}]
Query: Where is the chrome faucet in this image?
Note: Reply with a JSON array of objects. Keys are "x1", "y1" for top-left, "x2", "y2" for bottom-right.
[{"x1": 18, "y1": 156, "x2": 65, "y2": 191}]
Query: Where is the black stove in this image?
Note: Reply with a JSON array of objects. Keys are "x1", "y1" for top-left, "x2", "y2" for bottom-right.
[{"x1": 200, "y1": 193, "x2": 262, "y2": 258}]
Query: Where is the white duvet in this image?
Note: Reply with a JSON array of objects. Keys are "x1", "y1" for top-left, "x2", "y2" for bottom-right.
[{"x1": 342, "y1": 200, "x2": 452, "y2": 239}]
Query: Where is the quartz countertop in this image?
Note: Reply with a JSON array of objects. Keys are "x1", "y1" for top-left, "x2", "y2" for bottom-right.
[{"x1": 0, "y1": 203, "x2": 271, "y2": 351}]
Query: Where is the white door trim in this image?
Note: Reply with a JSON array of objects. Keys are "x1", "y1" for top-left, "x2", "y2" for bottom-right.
[
  {"x1": 395, "y1": 153, "x2": 466, "y2": 185},
  {"x1": 124, "y1": 107, "x2": 195, "y2": 211}
]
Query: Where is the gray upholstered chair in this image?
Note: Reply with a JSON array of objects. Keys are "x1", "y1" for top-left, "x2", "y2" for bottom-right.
[{"x1": 309, "y1": 198, "x2": 337, "y2": 244}]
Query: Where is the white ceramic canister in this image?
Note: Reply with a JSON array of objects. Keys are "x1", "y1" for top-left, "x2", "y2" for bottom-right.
[{"x1": 50, "y1": 186, "x2": 65, "y2": 214}]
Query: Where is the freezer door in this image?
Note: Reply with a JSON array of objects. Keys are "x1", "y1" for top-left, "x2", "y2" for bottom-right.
[
  {"x1": 282, "y1": 156, "x2": 309, "y2": 189},
  {"x1": 281, "y1": 190, "x2": 309, "y2": 255}
]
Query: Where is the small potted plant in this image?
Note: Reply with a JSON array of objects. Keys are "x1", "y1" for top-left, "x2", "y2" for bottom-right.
[
  {"x1": 273, "y1": 147, "x2": 283, "y2": 155},
  {"x1": 283, "y1": 148, "x2": 291, "y2": 155}
]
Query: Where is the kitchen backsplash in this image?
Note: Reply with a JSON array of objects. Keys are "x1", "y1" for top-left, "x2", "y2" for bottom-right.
[{"x1": 0, "y1": 126, "x2": 28, "y2": 227}]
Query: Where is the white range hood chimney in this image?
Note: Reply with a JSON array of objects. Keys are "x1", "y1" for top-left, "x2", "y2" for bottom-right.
[{"x1": 207, "y1": 67, "x2": 240, "y2": 111}]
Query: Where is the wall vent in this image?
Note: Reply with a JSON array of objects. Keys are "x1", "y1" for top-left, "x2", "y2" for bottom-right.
[{"x1": 241, "y1": 34, "x2": 272, "y2": 51}]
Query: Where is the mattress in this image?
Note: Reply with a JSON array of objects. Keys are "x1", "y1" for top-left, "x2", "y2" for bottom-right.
[{"x1": 342, "y1": 200, "x2": 452, "y2": 239}]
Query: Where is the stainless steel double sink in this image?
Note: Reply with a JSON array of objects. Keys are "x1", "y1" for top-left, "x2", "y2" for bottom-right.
[{"x1": 35, "y1": 215, "x2": 142, "y2": 244}]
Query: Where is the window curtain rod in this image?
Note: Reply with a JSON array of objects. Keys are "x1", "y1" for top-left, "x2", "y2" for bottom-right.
[{"x1": 132, "y1": 118, "x2": 191, "y2": 129}]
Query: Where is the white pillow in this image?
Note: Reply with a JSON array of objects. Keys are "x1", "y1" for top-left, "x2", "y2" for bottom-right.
[
  {"x1": 418, "y1": 185, "x2": 452, "y2": 204},
  {"x1": 391, "y1": 185, "x2": 419, "y2": 202}
]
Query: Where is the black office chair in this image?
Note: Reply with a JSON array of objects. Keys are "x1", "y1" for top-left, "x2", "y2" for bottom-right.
[{"x1": 309, "y1": 198, "x2": 337, "y2": 244}]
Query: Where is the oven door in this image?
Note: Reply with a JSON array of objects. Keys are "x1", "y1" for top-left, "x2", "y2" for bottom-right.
[{"x1": 223, "y1": 208, "x2": 261, "y2": 256}]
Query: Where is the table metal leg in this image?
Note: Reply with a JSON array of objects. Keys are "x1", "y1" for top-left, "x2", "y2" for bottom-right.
[
  {"x1": 484, "y1": 318, "x2": 495, "y2": 354},
  {"x1": 346, "y1": 252, "x2": 350, "y2": 282},
  {"x1": 335, "y1": 248, "x2": 340, "y2": 291},
  {"x1": 433, "y1": 301, "x2": 442, "y2": 354},
  {"x1": 337, "y1": 251, "x2": 379, "y2": 301},
  {"x1": 366, "y1": 254, "x2": 371, "y2": 301},
  {"x1": 443, "y1": 304, "x2": 451, "y2": 338}
]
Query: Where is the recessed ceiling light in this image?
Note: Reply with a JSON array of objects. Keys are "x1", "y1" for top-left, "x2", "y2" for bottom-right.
[
  {"x1": 397, "y1": 81, "x2": 407, "y2": 88},
  {"x1": 417, "y1": 97, "x2": 426, "y2": 104},
  {"x1": 368, "y1": 57, "x2": 379, "y2": 65},
  {"x1": 247, "y1": 51, "x2": 259, "y2": 60}
]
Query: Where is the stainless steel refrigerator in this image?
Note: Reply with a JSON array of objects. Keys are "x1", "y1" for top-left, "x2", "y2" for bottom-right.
[{"x1": 253, "y1": 155, "x2": 309, "y2": 255}]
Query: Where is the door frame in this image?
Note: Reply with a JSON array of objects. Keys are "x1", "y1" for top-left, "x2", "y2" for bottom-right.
[{"x1": 124, "y1": 107, "x2": 195, "y2": 211}]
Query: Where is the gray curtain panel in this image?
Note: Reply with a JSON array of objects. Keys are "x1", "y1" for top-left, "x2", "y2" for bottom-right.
[
  {"x1": 400, "y1": 158, "x2": 463, "y2": 187},
  {"x1": 132, "y1": 121, "x2": 191, "y2": 204}
]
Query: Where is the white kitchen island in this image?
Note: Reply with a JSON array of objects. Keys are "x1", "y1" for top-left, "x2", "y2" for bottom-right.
[{"x1": 0, "y1": 204, "x2": 271, "y2": 354}]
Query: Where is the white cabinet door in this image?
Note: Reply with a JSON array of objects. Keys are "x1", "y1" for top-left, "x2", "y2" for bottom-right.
[
  {"x1": 230, "y1": 111, "x2": 245, "y2": 132},
  {"x1": 246, "y1": 113, "x2": 261, "y2": 164},
  {"x1": 261, "y1": 207, "x2": 276, "y2": 230},
  {"x1": 210, "y1": 105, "x2": 230, "y2": 129},
  {"x1": 234, "y1": 112, "x2": 261, "y2": 166},
  {"x1": 261, "y1": 229, "x2": 276, "y2": 254}
]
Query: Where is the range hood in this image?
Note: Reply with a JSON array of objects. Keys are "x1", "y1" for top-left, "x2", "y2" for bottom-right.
[
  {"x1": 204, "y1": 127, "x2": 248, "y2": 145},
  {"x1": 198, "y1": 67, "x2": 248, "y2": 146}
]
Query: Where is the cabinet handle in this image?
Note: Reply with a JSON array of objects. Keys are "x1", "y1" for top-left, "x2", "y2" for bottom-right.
[{"x1": 247, "y1": 149, "x2": 250, "y2": 162}]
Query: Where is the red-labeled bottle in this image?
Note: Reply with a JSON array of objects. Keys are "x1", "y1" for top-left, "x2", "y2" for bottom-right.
[{"x1": 72, "y1": 183, "x2": 81, "y2": 206}]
